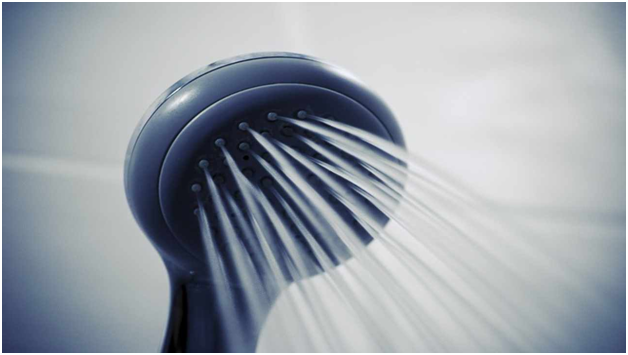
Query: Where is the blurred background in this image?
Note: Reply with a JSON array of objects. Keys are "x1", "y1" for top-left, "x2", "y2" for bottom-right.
[{"x1": 3, "y1": 3, "x2": 625, "y2": 352}]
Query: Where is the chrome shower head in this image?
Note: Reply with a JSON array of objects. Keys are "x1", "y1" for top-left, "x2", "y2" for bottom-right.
[{"x1": 124, "y1": 52, "x2": 405, "y2": 352}]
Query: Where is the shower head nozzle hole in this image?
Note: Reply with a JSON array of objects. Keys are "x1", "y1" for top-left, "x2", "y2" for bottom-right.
[
  {"x1": 260, "y1": 130, "x2": 271, "y2": 138},
  {"x1": 260, "y1": 177, "x2": 273, "y2": 187},
  {"x1": 297, "y1": 110, "x2": 308, "y2": 119},
  {"x1": 238, "y1": 122, "x2": 249, "y2": 131},
  {"x1": 214, "y1": 138, "x2": 226, "y2": 147},
  {"x1": 198, "y1": 160, "x2": 210, "y2": 169},
  {"x1": 191, "y1": 184, "x2": 202, "y2": 193},
  {"x1": 281, "y1": 126, "x2": 295, "y2": 137},
  {"x1": 238, "y1": 142, "x2": 250, "y2": 151},
  {"x1": 213, "y1": 174, "x2": 225, "y2": 184},
  {"x1": 267, "y1": 112, "x2": 278, "y2": 122}
]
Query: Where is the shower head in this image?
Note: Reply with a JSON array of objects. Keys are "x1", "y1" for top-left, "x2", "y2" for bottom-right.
[
  {"x1": 125, "y1": 52, "x2": 405, "y2": 280},
  {"x1": 124, "y1": 52, "x2": 405, "y2": 352}
]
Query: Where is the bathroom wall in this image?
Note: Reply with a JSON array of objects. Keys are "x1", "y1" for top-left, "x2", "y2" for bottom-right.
[{"x1": 3, "y1": 3, "x2": 625, "y2": 352}]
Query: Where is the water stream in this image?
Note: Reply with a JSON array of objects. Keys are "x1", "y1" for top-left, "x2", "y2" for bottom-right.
[{"x1": 190, "y1": 115, "x2": 624, "y2": 352}]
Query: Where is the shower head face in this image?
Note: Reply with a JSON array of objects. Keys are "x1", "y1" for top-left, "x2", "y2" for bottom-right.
[
  {"x1": 161, "y1": 85, "x2": 392, "y2": 278},
  {"x1": 125, "y1": 53, "x2": 405, "y2": 283}
]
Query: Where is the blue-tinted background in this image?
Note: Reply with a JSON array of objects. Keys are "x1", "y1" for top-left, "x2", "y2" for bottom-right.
[{"x1": 3, "y1": 3, "x2": 625, "y2": 352}]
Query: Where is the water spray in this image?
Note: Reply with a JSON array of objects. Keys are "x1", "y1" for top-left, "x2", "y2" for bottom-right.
[{"x1": 124, "y1": 52, "x2": 617, "y2": 353}]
